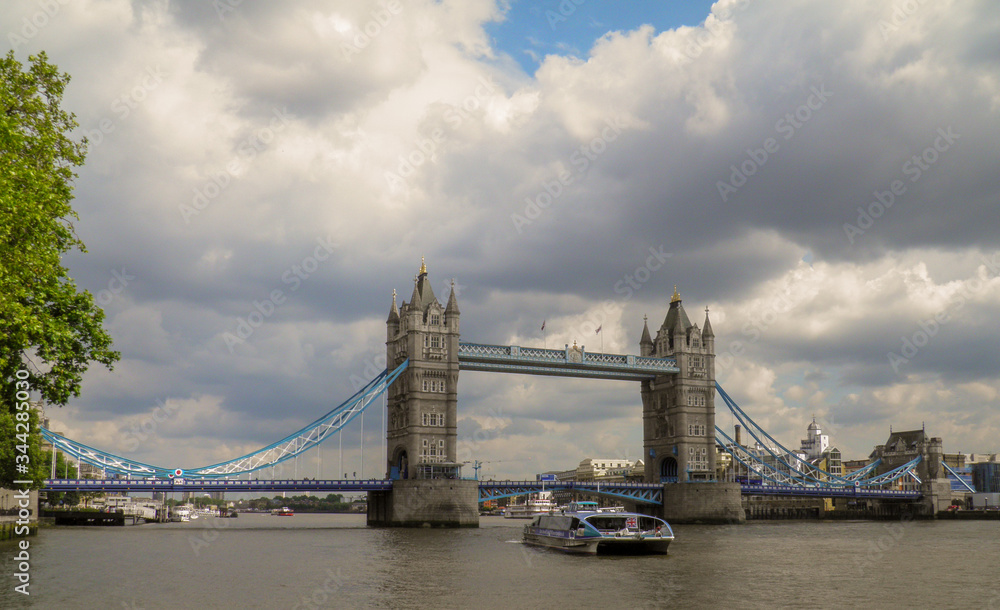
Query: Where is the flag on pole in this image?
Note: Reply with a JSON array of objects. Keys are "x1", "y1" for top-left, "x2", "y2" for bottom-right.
[
  {"x1": 541, "y1": 320, "x2": 546, "y2": 331},
  {"x1": 595, "y1": 325, "x2": 602, "y2": 334}
]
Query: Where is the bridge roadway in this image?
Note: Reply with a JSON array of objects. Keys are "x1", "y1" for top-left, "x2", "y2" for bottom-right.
[{"x1": 43, "y1": 479, "x2": 922, "y2": 503}]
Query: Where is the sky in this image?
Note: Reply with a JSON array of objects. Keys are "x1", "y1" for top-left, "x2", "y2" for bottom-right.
[{"x1": 5, "y1": 0, "x2": 1000, "y2": 481}]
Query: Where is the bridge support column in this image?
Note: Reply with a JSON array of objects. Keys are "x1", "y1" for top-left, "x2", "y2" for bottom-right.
[
  {"x1": 660, "y1": 482, "x2": 745, "y2": 524},
  {"x1": 367, "y1": 479, "x2": 479, "y2": 527},
  {"x1": 920, "y1": 479, "x2": 953, "y2": 516}
]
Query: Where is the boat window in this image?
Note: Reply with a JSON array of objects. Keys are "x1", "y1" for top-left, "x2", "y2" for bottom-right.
[{"x1": 585, "y1": 516, "x2": 628, "y2": 531}]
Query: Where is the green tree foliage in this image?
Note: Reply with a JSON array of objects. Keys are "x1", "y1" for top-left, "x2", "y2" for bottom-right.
[{"x1": 0, "y1": 51, "x2": 119, "y2": 487}]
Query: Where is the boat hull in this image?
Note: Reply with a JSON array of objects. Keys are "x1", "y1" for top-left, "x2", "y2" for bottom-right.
[{"x1": 523, "y1": 529, "x2": 672, "y2": 555}]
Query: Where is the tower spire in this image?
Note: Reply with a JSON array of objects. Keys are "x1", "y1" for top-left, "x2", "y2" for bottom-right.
[
  {"x1": 671, "y1": 285, "x2": 681, "y2": 303},
  {"x1": 703, "y1": 306, "x2": 714, "y2": 338},
  {"x1": 387, "y1": 288, "x2": 399, "y2": 323}
]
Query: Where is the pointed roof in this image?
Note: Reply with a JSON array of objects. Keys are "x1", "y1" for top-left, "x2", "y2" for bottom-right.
[
  {"x1": 640, "y1": 315, "x2": 652, "y2": 345},
  {"x1": 387, "y1": 289, "x2": 399, "y2": 323},
  {"x1": 445, "y1": 279, "x2": 460, "y2": 314},
  {"x1": 703, "y1": 306, "x2": 714, "y2": 338},
  {"x1": 408, "y1": 274, "x2": 422, "y2": 310},
  {"x1": 415, "y1": 258, "x2": 437, "y2": 308},
  {"x1": 662, "y1": 297, "x2": 691, "y2": 334}
]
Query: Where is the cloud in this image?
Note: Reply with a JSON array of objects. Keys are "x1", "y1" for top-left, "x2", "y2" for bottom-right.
[{"x1": 5, "y1": 0, "x2": 999, "y2": 479}]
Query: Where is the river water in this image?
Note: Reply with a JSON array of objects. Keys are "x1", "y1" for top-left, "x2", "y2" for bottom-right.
[{"x1": 1, "y1": 514, "x2": 998, "y2": 608}]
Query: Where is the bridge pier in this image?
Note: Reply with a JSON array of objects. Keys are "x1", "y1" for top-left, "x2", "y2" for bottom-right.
[
  {"x1": 367, "y1": 480, "x2": 479, "y2": 527},
  {"x1": 659, "y1": 482, "x2": 745, "y2": 524}
]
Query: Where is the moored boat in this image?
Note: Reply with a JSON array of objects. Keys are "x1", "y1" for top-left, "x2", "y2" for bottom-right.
[
  {"x1": 523, "y1": 501, "x2": 674, "y2": 554},
  {"x1": 272, "y1": 506, "x2": 294, "y2": 516},
  {"x1": 504, "y1": 492, "x2": 557, "y2": 519}
]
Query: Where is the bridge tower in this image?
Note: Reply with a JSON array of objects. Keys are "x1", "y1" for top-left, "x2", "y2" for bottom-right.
[
  {"x1": 640, "y1": 287, "x2": 744, "y2": 523},
  {"x1": 384, "y1": 258, "x2": 461, "y2": 480},
  {"x1": 369, "y1": 259, "x2": 478, "y2": 527}
]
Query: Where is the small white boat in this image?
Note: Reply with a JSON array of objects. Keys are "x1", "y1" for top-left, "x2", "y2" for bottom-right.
[
  {"x1": 271, "y1": 506, "x2": 294, "y2": 516},
  {"x1": 504, "y1": 492, "x2": 557, "y2": 519},
  {"x1": 170, "y1": 506, "x2": 191, "y2": 522},
  {"x1": 523, "y1": 501, "x2": 674, "y2": 554}
]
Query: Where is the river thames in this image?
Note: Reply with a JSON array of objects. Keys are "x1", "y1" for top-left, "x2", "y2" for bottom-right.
[{"x1": 2, "y1": 514, "x2": 998, "y2": 608}]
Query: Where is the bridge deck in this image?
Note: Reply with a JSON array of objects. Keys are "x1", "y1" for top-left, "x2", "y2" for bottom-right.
[
  {"x1": 43, "y1": 479, "x2": 923, "y2": 502},
  {"x1": 457, "y1": 342, "x2": 677, "y2": 380}
]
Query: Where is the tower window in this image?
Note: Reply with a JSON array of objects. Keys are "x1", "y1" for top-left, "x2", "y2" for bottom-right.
[
  {"x1": 687, "y1": 394, "x2": 706, "y2": 407},
  {"x1": 430, "y1": 314, "x2": 440, "y2": 325}
]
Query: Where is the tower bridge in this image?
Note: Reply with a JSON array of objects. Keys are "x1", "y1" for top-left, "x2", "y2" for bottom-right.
[{"x1": 40, "y1": 259, "x2": 952, "y2": 527}]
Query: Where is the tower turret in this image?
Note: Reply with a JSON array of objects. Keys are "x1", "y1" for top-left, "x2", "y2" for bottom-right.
[
  {"x1": 387, "y1": 289, "x2": 399, "y2": 337},
  {"x1": 640, "y1": 315, "x2": 653, "y2": 357}
]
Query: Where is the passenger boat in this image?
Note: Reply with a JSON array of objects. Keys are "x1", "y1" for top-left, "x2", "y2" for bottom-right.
[
  {"x1": 504, "y1": 492, "x2": 557, "y2": 519},
  {"x1": 523, "y1": 501, "x2": 674, "y2": 554},
  {"x1": 170, "y1": 506, "x2": 191, "y2": 522},
  {"x1": 272, "y1": 506, "x2": 294, "y2": 516}
]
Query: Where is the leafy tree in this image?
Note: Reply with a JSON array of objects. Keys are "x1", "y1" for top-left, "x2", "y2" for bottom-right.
[{"x1": 0, "y1": 51, "x2": 119, "y2": 487}]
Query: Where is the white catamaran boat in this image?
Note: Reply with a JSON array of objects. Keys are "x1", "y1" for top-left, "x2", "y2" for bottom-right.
[{"x1": 523, "y1": 501, "x2": 674, "y2": 554}]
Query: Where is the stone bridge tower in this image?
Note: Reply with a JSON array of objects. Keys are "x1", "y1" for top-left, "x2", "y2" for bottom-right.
[
  {"x1": 640, "y1": 286, "x2": 744, "y2": 524},
  {"x1": 640, "y1": 286, "x2": 717, "y2": 483},
  {"x1": 384, "y1": 258, "x2": 461, "y2": 480},
  {"x1": 370, "y1": 259, "x2": 478, "y2": 527}
]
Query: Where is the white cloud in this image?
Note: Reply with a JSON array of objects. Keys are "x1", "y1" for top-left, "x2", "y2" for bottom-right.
[{"x1": 6, "y1": 0, "x2": 999, "y2": 479}]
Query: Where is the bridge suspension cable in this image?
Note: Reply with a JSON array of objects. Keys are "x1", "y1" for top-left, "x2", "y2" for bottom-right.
[
  {"x1": 40, "y1": 359, "x2": 409, "y2": 479},
  {"x1": 714, "y1": 383, "x2": 922, "y2": 489}
]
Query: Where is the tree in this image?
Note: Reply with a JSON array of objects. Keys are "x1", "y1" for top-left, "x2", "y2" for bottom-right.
[{"x1": 0, "y1": 51, "x2": 119, "y2": 488}]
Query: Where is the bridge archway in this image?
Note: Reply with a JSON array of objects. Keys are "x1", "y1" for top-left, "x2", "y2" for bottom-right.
[
  {"x1": 390, "y1": 448, "x2": 409, "y2": 480},
  {"x1": 660, "y1": 457, "x2": 678, "y2": 483}
]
